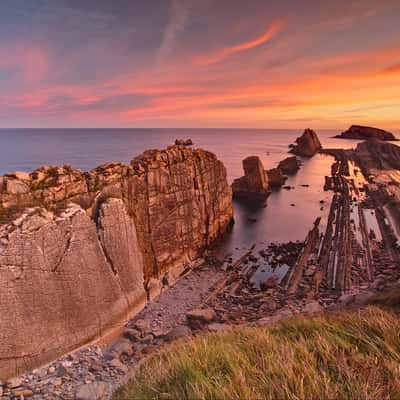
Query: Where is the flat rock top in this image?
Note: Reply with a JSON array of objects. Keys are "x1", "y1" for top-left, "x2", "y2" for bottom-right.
[{"x1": 336, "y1": 125, "x2": 397, "y2": 141}]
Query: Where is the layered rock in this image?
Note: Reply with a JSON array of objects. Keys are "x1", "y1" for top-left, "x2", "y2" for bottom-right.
[
  {"x1": 278, "y1": 156, "x2": 300, "y2": 175},
  {"x1": 290, "y1": 129, "x2": 322, "y2": 157},
  {"x1": 232, "y1": 156, "x2": 269, "y2": 201},
  {"x1": 0, "y1": 145, "x2": 233, "y2": 379},
  {"x1": 355, "y1": 139, "x2": 400, "y2": 173},
  {"x1": 336, "y1": 125, "x2": 397, "y2": 141},
  {"x1": 266, "y1": 168, "x2": 287, "y2": 187}
]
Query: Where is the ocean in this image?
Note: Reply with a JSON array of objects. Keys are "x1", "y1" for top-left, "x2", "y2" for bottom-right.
[{"x1": 0, "y1": 128, "x2": 371, "y2": 278}]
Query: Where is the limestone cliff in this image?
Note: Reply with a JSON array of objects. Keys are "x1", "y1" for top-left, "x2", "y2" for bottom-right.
[{"x1": 0, "y1": 145, "x2": 233, "y2": 379}]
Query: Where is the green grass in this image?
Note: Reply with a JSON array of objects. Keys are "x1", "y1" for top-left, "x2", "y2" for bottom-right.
[{"x1": 114, "y1": 306, "x2": 400, "y2": 400}]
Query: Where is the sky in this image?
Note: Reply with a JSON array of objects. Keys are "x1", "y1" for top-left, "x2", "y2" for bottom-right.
[{"x1": 0, "y1": 0, "x2": 399, "y2": 129}]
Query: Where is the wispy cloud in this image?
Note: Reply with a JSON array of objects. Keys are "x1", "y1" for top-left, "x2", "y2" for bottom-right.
[
  {"x1": 195, "y1": 18, "x2": 286, "y2": 65},
  {"x1": 157, "y1": 0, "x2": 189, "y2": 63}
]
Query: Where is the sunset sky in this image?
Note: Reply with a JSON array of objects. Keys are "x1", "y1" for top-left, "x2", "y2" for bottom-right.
[{"x1": 0, "y1": 0, "x2": 399, "y2": 129}]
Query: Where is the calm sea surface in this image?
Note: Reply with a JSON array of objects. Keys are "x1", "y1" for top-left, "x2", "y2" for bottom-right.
[{"x1": 0, "y1": 128, "x2": 380, "y2": 277}]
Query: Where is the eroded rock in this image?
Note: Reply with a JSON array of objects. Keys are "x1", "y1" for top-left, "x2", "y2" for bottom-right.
[
  {"x1": 0, "y1": 145, "x2": 233, "y2": 379},
  {"x1": 290, "y1": 129, "x2": 322, "y2": 157},
  {"x1": 232, "y1": 156, "x2": 269, "y2": 201}
]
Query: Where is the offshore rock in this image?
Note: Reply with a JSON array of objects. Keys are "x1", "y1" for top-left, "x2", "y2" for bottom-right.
[
  {"x1": 278, "y1": 156, "x2": 300, "y2": 175},
  {"x1": 267, "y1": 168, "x2": 287, "y2": 187},
  {"x1": 336, "y1": 125, "x2": 397, "y2": 141},
  {"x1": 290, "y1": 129, "x2": 322, "y2": 157},
  {"x1": 0, "y1": 145, "x2": 233, "y2": 379},
  {"x1": 232, "y1": 156, "x2": 269, "y2": 201}
]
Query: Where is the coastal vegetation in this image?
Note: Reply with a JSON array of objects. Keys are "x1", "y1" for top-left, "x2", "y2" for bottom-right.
[{"x1": 115, "y1": 303, "x2": 400, "y2": 400}]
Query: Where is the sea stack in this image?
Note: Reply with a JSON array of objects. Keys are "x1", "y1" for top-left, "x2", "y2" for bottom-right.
[
  {"x1": 335, "y1": 125, "x2": 397, "y2": 141},
  {"x1": 290, "y1": 129, "x2": 322, "y2": 157},
  {"x1": 267, "y1": 167, "x2": 287, "y2": 187},
  {"x1": 232, "y1": 156, "x2": 269, "y2": 201},
  {"x1": 278, "y1": 156, "x2": 301, "y2": 175}
]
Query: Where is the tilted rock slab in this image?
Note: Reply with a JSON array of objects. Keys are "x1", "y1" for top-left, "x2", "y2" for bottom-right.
[{"x1": 0, "y1": 145, "x2": 233, "y2": 379}]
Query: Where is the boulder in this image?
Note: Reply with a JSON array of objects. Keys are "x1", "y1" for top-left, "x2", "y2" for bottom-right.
[
  {"x1": 232, "y1": 156, "x2": 269, "y2": 201},
  {"x1": 266, "y1": 168, "x2": 287, "y2": 187},
  {"x1": 335, "y1": 125, "x2": 397, "y2": 141},
  {"x1": 104, "y1": 338, "x2": 133, "y2": 360},
  {"x1": 290, "y1": 129, "x2": 322, "y2": 157},
  {"x1": 186, "y1": 308, "x2": 216, "y2": 329},
  {"x1": 278, "y1": 156, "x2": 300, "y2": 174}
]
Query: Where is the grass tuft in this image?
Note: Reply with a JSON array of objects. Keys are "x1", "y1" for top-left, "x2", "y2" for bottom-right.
[{"x1": 114, "y1": 306, "x2": 400, "y2": 400}]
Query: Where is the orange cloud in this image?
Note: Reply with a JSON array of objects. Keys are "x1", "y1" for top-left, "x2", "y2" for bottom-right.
[{"x1": 195, "y1": 18, "x2": 286, "y2": 65}]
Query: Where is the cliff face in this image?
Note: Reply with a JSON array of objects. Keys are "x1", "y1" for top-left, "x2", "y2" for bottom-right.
[{"x1": 0, "y1": 145, "x2": 233, "y2": 379}]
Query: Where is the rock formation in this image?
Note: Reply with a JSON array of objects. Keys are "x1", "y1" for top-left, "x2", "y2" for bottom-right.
[
  {"x1": 336, "y1": 125, "x2": 397, "y2": 141},
  {"x1": 0, "y1": 145, "x2": 233, "y2": 379},
  {"x1": 232, "y1": 156, "x2": 269, "y2": 201},
  {"x1": 266, "y1": 168, "x2": 287, "y2": 187},
  {"x1": 290, "y1": 129, "x2": 322, "y2": 157},
  {"x1": 278, "y1": 156, "x2": 300, "y2": 175},
  {"x1": 355, "y1": 139, "x2": 400, "y2": 172},
  {"x1": 175, "y1": 139, "x2": 193, "y2": 146}
]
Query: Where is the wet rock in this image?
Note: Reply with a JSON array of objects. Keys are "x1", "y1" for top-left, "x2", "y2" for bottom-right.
[
  {"x1": 278, "y1": 156, "x2": 300, "y2": 174},
  {"x1": 186, "y1": 308, "x2": 216, "y2": 329},
  {"x1": 75, "y1": 382, "x2": 111, "y2": 400},
  {"x1": 290, "y1": 128, "x2": 322, "y2": 157},
  {"x1": 267, "y1": 168, "x2": 287, "y2": 187},
  {"x1": 335, "y1": 125, "x2": 397, "y2": 141},
  {"x1": 232, "y1": 156, "x2": 269, "y2": 202},
  {"x1": 164, "y1": 325, "x2": 192, "y2": 342}
]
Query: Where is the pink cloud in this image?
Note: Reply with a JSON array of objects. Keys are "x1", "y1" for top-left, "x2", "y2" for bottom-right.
[{"x1": 194, "y1": 18, "x2": 286, "y2": 65}]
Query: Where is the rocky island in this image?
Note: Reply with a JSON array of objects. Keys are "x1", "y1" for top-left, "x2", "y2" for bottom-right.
[{"x1": 335, "y1": 125, "x2": 397, "y2": 141}]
